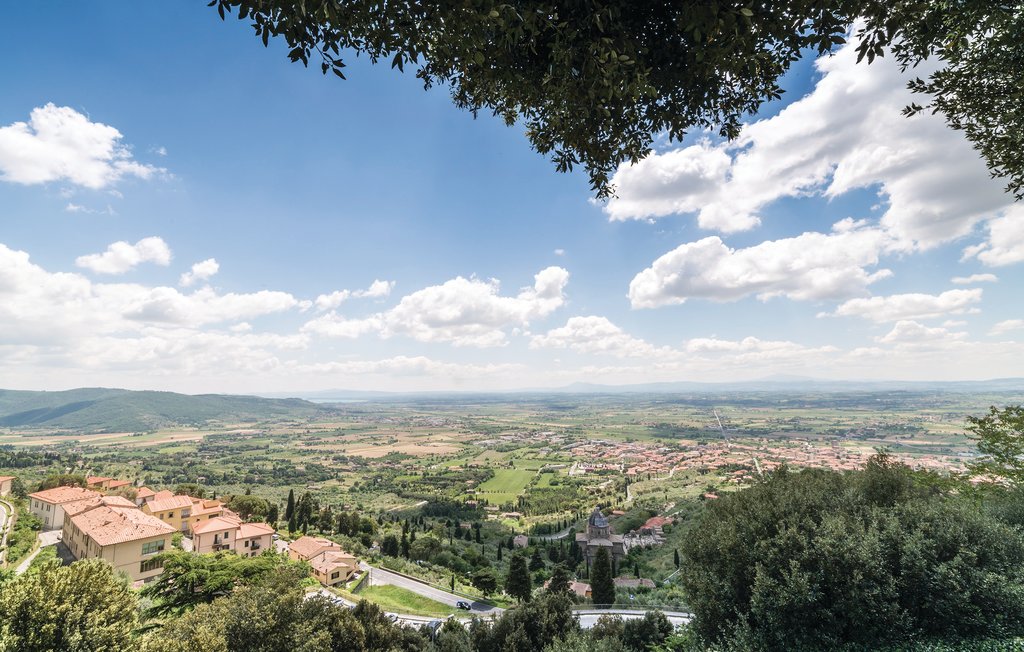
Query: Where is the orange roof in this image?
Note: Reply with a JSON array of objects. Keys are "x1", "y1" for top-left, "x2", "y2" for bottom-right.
[
  {"x1": 289, "y1": 535, "x2": 337, "y2": 560},
  {"x1": 191, "y1": 516, "x2": 241, "y2": 534},
  {"x1": 86, "y1": 476, "x2": 112, "y2": 485},
  {"x1": 146, "y1": 495, "x2": 194, "y2": 512},
  {"x1": 106, "y1": 480, "x2": 132, "y2": 489},
  {"x1": 28, "y1": 486, "x2": 101, "y2": 504},
  {"x1": 309, "y1": 549, "x2": 356, "y2": 574},
  {"x1": 191, "y1": 499, "x2": 224, "y2": 516},
  {"x1": 151, "y1": 490, "x2": 174, "y2": 501},
  {"x1": 238, "y1": 522, "x2": 275, "y2": 538},
  {"x1": 0, "y1": 476, "x2": 15, "y2": 482},
  {"x1": 63, "y1": 495, "x2": 137, "y2": 517},
  {"x1": 69, "y1": 505, "x2": 175, "y2": 546},
  {"x1": 136, "y1": 487, "x2": 156, "y2": 498}
]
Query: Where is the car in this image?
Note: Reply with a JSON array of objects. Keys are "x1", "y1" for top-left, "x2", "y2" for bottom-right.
[{"x1": 456, "y1": 601, "x2": 472, "y2": 610}]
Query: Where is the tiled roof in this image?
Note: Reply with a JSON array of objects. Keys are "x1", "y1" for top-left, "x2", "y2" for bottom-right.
[
  {"x1": 289, "y1": 535, "x2": 337, "y2": 560},
  {"x1": 191, "y1": 516, "x2": 241, "y2": 534},
  {"x1": 136, "y1": 487, "x2": 156, "y2": 498},
  {"x1": 146, "y1": 495, "x2": 194, "y2": 512},
  {"x1": 106, "y1": 480, "x2": 132, "y2": 489},
  {"x1": 191, "y1": 499, "x2": 224, "y2": 516},
  {"x1": 238, "y1": 522, "x2": 275, "y2": 538},
  {"x1": 0, "y1": 476, "x2": 15, "y2": 482},
  {"x1": 310, "y1": 549, "x2": 356, "y2": 574},
  {"x1": 86, "y1": 476, "x2": 112, "y2": 485},
  {"x1": 70, "y1": 505, "x2": 175, "y2": 546},
  {"x1": 151, "y1": 490, "x2": 174, "y2": 501},
  {"x1": 63, "y1": 495, "x2": 137, "y2": 517},
  {"x1": 28, "y1": 486, "x2": 101, "y2": 504}
]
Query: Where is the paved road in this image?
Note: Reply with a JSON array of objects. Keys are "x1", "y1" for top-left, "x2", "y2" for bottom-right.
[
  {"x1": 576, "y1": 609, "x2": 691, "y2": 629},
  {"x1": 15, "y1": 530, "x2": 61, "y2": 575},
  {"x1": 363, "y1": 563, "x2": 503, "y2": 615},
  {"x1": 535, "y1": 525, "x2": 575, "y2": 541}
]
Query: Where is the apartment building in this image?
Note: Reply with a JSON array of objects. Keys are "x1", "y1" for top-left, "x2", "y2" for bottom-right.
[
  {"x1": 141, "y1": 494, "x2": 228, "y2": 534},
  {"x1": 0, "y1": 475, "x2": 13, "y2": 496},
  {"x1": 191, "y1": 516, "x2": 274, "y2": 557},
  {"x1": 27, "y1": 485, "x2": 101, "y2": 530},
  {"x1": 62, "y1": 500, "x2": 176, "y2": 582}
]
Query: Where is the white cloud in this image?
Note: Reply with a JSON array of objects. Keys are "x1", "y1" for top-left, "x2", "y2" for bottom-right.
[
  {"x1": 305, "y1": 267, "x2": 569, "y2": 347},
  {"x1": 605, "y1": 32, "x2": 1014, "y2": 248},
  {"x1": 530, "y1": 316, "x2": 670, "y2": 358},
  {"x1": 315, "y1": 279, "x2": 395, "y2": 311},
  {"x1": 961, "y1": 206, "x2": 1024, "y2": 267},
  {"x1": 179, "y1": 258, "x2": 219, "y2": 287},
  {"x1": 682, "y1": 336, "x2": 838, "y2": 361},
  {"x1": 554, "y1": 249, "x2": 566, "y2": 256},
  {"x1": 950, "y1": 273, "x2": 998, "y2": 285},
  {"x1": 628, "y1": 221, "x2": 893, "y2": 308},
  {"x1": 301, "y1": 355, "x2": 524, "y2": 378},
  {"x1": 75, "y1": 237, "x2": 172, "y2": 275},
  {"x1": 875, "y1": 320, "x2": 966, "y2": 345},
  {"x1": 825, "y1": 289, "x2": 983, "y2": 323},
  {"x1": 990, "y1": 320, "x2": 1024, "y2": 336},
  {"x1": 0, "y1": 104, "x2": 162, "y2": 189}
]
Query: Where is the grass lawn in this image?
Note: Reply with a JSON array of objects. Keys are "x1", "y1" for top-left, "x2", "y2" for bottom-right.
[
  {"x1": 356, "y1": 585, "x2": 458, "y2": 617},
  {"x1": 477, "y1": 468, "x2": 535, "y2": 503}
]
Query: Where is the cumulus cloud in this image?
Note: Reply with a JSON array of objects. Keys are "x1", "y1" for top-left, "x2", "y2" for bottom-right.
[
  {"x1": 950, "y1": 273, "x2": 998, "y2": 285},
  {"x1": 605, "y1": 32, "x2": 1014, "y2": 247},
  {"x1": 825, "y1": 289, "x2": 983, "y2": 323},
  {"x1": 875, "y1": 320, "x2": 966, "y2": 345},
  {"x1": 0, "y1": 104, "x2": 162, "y2": 189},
  {"x1": 530, "y1": 316, "x2": 671, "y2": 358},
  {"x1": 628, "y1": 221, "x2": 893, "y2": 308},
  {"x1": 75, "y1": 237, "x2": 172, "y2": 275},
  {"x1": 990, "y1": 320, "x2": 1024, "y2": 336},
  {"x1": 179, "y1": 258, "x2": 219, "y2": 287},
  {"x1": 961, "y1": 206, "x2": 1024, "y2": 267},
  {"x1": 305, "y1": 267, "x2": 569, "y2": 347},
  {"x1": 314, "y1": 279, "x2": 396, "y2": 311}
]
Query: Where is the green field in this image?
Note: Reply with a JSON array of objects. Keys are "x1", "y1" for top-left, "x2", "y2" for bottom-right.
[
  {"x1": 476, "y1": 468, "x2": 536, "y2": 503},
  {"x1": 355, "y1": 585, "x2": 457, "y2": 617}
]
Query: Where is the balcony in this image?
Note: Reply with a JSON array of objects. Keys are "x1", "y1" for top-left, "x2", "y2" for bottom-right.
[
  {"x1": 250, "y1": 541, "x2": 261, "y2": 551},
  {"x1": 212, "y1": 543, "x2": 231, "y2": 551}
]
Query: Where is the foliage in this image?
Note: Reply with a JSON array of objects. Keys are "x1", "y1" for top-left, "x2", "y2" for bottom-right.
[
  {"x1": 590, "y1": 547, "x2": 615, "y2": 607},
  {"x1": 471, "y1": 591, "x2": 579, "y2": 652},
  {"x1": 226, "y1": 493, "x2": 271, "y2": 520},
  {"x1": 547, "y1": 563, "x2": 572, "y2": 595},
  {"x1": 36, "y1": 473, "x2": 86, "y2": 490},
  {"x1": 4, "y1": 502, "x2": 41, "y2": 566},
  {"x1": 967, "y1": 406, "x2": 1024, "y2": 484},
  {"x1": 505, "y1": 552, "x2": 532, "y2": 602},
  {"x1": 141, "y1": 550, "x2": 310, "y2": 616},
  {"x1": 471, "y1": 567, "x2": 499, "y2": 595},
  {"x1": 0, "y1": 559, "x2": 139, "y2": 652},
  {"x1": 680, "y1": 457, "x2": 1024, "y2": 650},
  {"x1": 621, "y1": 611, "x2": 674, "y2": 651},
  {"x1": 210, "y1": 1, "x2": 1023, "y2": 201}
]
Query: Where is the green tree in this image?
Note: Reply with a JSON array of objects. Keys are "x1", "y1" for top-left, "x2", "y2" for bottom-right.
[
  {"x1": 621, "y1": 610, "x2": 673, "y2": 651},
  {"x1": 528, "y1": 547, "x2": 546, "y2": 572},
  {"x1": 967, "y1": 405, "x2": 1024, "y2": 484},
  {"x1": 226, "y1": 494, "x2": 270, "y2": 520},
  {"x1": 266, "y1": 501, "x2": 279, "y2": 525},
  {"x1": 505, "y1": 552, "x2": 533, "y2": 603},
  {"x1": 673, "y1": 548, "x2": 680, "y2": 569},
  {"x1": 471, "y1": 591, "x2": 578, "y2": 652},
  {"x1": 472, "y1": 567, "x2": 499, "y2": 596},
  {"x1": 173, "y1": 483, "x2": 204, "y2": 498},
  {"x1": 380, "y1": 534, "x2": 400, "y2": 557},
  {"x1": 547, "y1": 563, "x2": 572, "y2": 595},
  {"x1": 0, "y1": 559, "x2": 139, "y2": 651},
  {"x1": 209, "y1": 1, "x2": 1024, "y2": 200},
  {"x1": 285, "y1": 488, "x2": 295, "y2": 521},
  {"x1": 36, "y1": 473, "x2": 85, "y2": 491},
  {"x1": 590, "y1": 548, "x2": 616, "y2": 607}
]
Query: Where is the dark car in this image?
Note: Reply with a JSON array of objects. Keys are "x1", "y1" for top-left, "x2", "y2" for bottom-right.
[{"x1": 456, "y1": 601, "x2": 472, "y2": 610}]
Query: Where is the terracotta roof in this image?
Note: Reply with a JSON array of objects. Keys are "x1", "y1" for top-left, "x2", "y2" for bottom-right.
[
  {"x1": 0, "y1": 476, "x2": 14, "y2": 482},
  {"x1": 28, "y1": 486, "x2": 101, "y2": 504},
  {"x1": 70, "y1": 505, "x2": 175, "y2": 546},
  {"x1": 191, "y1": 516, "x2": 241, "y2": 534},
  {"x1": 191, "y1": 499, "x2": 224, "y2": 516},
  {"x1": 106, "y1": 480, "x2": 132, "y2": 489},
  {"x1": 310, "y1": 549, "x2": 356, "y2": 574},
  {"x1": 136, "y1": 487, "x2": 156, "y2": 499},
  {"x1": 146, "y1": 495, "x2": 194, "y2": 512},
  {"x1": 238, "y1": 522, "x2": 275, "y2": 538},
  {"x1": 289, "y1": 535, "x2": 337, "y2": 560},
  {"x1": 63, "y1": 495, "x2": 137, "y2": 517},
  {"x1": 86, "y1": 476, "x2": 112, "y2": 485},
  {"x1": 151, "y1": 490, "x2": 175, "y2": 501}
]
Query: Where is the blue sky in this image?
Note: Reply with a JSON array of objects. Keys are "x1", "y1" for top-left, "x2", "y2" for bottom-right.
[{"x1": 0, "y1": 4, "x2": 1022, "y2": 393}]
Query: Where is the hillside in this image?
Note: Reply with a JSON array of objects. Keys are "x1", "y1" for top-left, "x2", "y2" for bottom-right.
[{"x1": 0, "y1": 388, "x2": 337, "y2": 432}]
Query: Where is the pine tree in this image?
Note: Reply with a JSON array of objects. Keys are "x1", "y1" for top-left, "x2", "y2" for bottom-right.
[
  {"x1": 529, "y1": 547, "x2": 546, "y2": 572},
  {"x1": 285, "y1": 488, "x2": 295, "y2": 521},
  {"x1": 505, "y1": 552, "x2": 532, "y2": 603},
  {"x1": 591, "y1": 547, "x2": 616, "y2": 607}
]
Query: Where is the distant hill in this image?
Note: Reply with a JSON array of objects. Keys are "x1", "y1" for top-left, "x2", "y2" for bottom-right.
[{"x1": 0, "y1": 388, "x2": 337, "y2": 432}]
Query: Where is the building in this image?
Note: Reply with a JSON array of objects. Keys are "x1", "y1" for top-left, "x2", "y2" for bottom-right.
[
  {"x1": 86, "y1": 476, "x2": 114, "y2": 490},
  {"x1": 288, "y1": 535, "x2": 358, "y2": 586},
  {"x1": 192, "y1": 516, "x2": 274, "y2": 557},
  {"x1": 543, "y1": 578, "x2": 592, "y2": 598},
  {"x1": 141, "y1": 494, "x2": 227, "y2": 533},
  {"x1": 0, "y1": 475, "x2": 14, "y2": 496},
  {"x1": 512, "y1": 534, "x2": 529, "y2": 548},
  {"x1": 613, "y1": 577, "x2": 656, "y2": 590},
  {"x1": 575, "y1": 508, "x2": 625, "y2": 570},
  {"x1": 134, "y1": 487, "x2": 156, "y2": 506},
  {"x1": 62, "y1": 500, "x2": 176, "y2": 582},
  {"x1": 28, "y1": 486, "x2": 102, "y2": 530}
]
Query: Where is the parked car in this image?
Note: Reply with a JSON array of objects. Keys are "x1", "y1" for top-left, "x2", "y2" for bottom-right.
[{"x1": 456, "y1": 601, "x2": 472, "y2": 610}]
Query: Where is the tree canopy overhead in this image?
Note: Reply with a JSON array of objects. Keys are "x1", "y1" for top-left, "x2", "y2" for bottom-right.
[{"x1": 209, "y1": 1, "x2": 1023, "y2": 201}]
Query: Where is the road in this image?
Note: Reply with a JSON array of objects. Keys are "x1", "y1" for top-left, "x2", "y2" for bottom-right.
[
  {"x1": 576, "y1": 609, "x2": 691, "y2": 629},
  {"x1": 15, "y1": 530, "x2": 61, "y2": 575},
  {"x1": 363, "y1": 563, "x2": 503, "y2": 615},
  {"x1": 535, "y1": 525, "x2": 574, "y2": 541}
]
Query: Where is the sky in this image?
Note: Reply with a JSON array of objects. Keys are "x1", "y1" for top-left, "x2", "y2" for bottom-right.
[{"x1": 1, "y1": 4, "x2": 1023, "y2": 394}]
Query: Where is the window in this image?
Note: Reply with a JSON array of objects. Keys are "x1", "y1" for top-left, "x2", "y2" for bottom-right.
[
  {"x1": 331, "y1": 572, "x2": 340, "y2": 580},
  {"x1": 140, "y1": 558, "x2": 163, "y2": 573},
  {"x1": 46, "y1": 504, "x2": 51, "y2": 511},
  {"x1": 142, "y1": 540, "x2": 165, "y2": 555},
  {"x1": 244, "y1": 540, "x2": 250, "y2": 548},
  {"x1": 224, "y1": 532, "x2": 229, "y2": 539},
  {"x1": 167, "y1": 512, "x2": 174, "y2": 519}
]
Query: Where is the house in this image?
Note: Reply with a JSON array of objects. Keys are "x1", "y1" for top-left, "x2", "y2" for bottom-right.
[
  {"x1": 575, "y1": 508, "x2": 625, "y2": 570},
  {"x1": 106, "y1": 480, "x2": 132, "y2": 492},
  {"x1": 192, "y1": 516, "x2": 274, "y2": 557},
  {"x1": 0, "y1": 475, "x2": 14, "y2": 496},
  {"x1": 134, "y1": 487, "x2": 156, "y2": 506},
  {"x1": 28, "y1": 486, "x2": 102, "y2": 530},
  {"x1": 185, "y1": 498, "x2": 228, "y2": 532},
  {"x1": 62, "y1": 500, "x2": 176, "y2": 583},
  {"x1": 141, "y1": 494, "x2": 194, "y2": 531},
  {"x1": 288, "y1": 535, "x2": 358, "y2": 586},
  {"x1": 543, "y1": 578, "x2": 591, "y2": 598},
  {"x1": 86, "y1": 476, "x2": 114, "y2": 490},
  {"x1": 512, "y1": 534, "x2": 529, "y2": 548}
]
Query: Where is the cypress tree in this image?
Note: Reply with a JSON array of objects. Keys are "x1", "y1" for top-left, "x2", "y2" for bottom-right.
[
  {"x1": 529, "y1": 547, "x2": 546, "y2": 571},
  {"x1": 285, "y1": 488, "x2": 295, "y2": 521},
  {"x1": 591, "y1": 547, "x2": 616, "y2": 607},
  {"x1": 505, "y1": 552, "x2": 532, "y2": 603},
  {"x1": 674, "y1": 548, "x2": 680, "y2": 569},
  {"x1": 401, "y1": 529, "x2": 410, "y2": 558}
]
